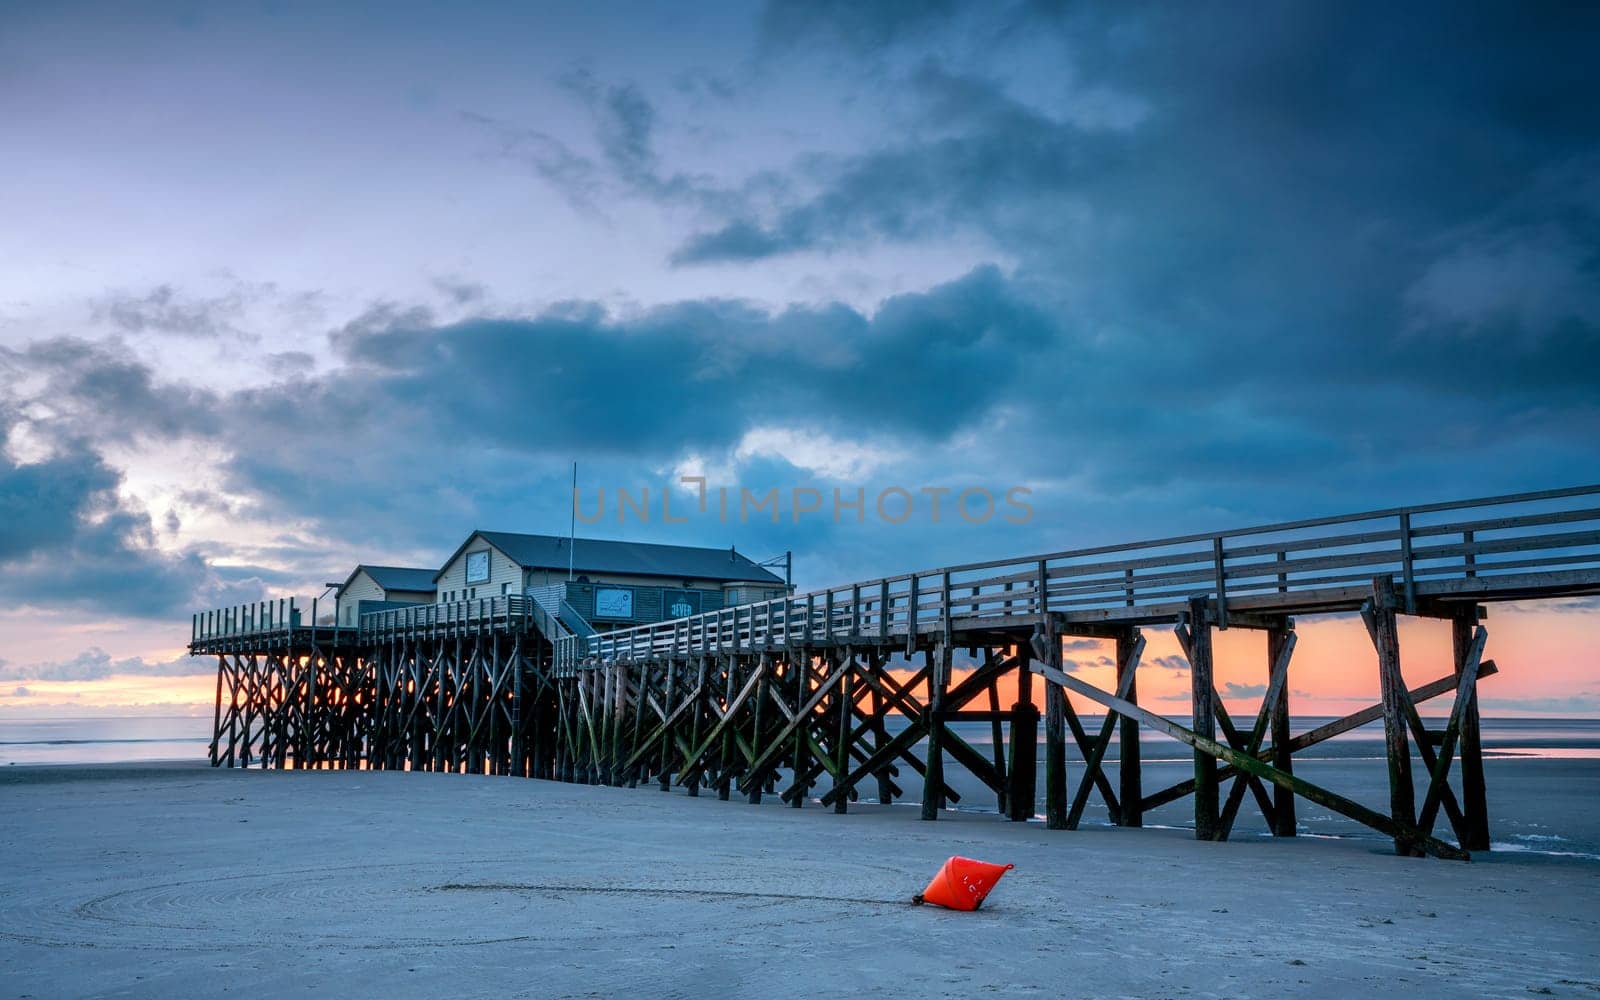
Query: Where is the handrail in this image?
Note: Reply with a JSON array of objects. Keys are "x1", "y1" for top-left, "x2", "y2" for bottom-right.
[
  {"x1": 558, "y1": 600, "x2": 598, "y2": 637},
  {"x1": 556, "y1": 484, "x2": 1600, "y2": 669},
  {"x1": 186, "y1": 484, "x2": 1600, "y2": 669},
  {"x1": 356, "y1": 595, "x2": 534, "y2": 639}
]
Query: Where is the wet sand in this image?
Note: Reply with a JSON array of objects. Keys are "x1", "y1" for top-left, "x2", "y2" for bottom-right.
[{"x1": 2, "y1": 763, "x2": 1597, "y2": 999}]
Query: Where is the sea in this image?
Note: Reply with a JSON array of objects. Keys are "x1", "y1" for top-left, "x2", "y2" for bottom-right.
[
  {"x1": 0, "y1": 715, "x2": 212, "y2": 767},
  {"x1": 3, "y1": 714, "x2": 1597, "y2": 860}
]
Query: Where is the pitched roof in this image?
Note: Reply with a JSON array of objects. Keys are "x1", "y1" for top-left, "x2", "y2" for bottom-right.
[
  {"x1": 359, "y1": 565, "x2": 438, "y2": 593},
  {"x1": 444, "y1": 531, "x2": 784, "y2": 585}
]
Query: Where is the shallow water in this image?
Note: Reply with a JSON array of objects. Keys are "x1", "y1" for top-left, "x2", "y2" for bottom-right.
[
  {"x1": 5, "y1": 713, "x2": 1598, "y2": 860},
  {"x1": 874, "y1": 716, "x2": 1600, "y2": 862},
  {"x1": 0, "y1": 716, "x2": 210, "y2": 766}
]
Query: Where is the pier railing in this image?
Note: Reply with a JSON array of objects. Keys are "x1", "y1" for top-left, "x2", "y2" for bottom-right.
[
  {"x1": 192, "y1": 597, "x2": 310, "y2": 642},
  {"x1": 555, "y1": 483, "x2": 1600, "y2": 669},
  {"x1": 357, "y1": 594, "x2": 537, "y2": 640}
]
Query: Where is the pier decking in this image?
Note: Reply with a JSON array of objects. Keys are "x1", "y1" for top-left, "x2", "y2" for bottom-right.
[{"x1": 191, "y1": 484, "x2": 1600, "y2": 859}]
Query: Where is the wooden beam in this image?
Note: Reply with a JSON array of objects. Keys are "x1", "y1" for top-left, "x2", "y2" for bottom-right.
[
  {"x1": 1043, "y1": 630, "x2": 1066, "y2": 829},
  {"x1": 1268, "y1": 623, "x2": 1297, "y2": 836},
  {"x1": 1186, "y1": 597, "x2": 1219, "y2": 841},
  {"x1": 1365, "y1": 577, "x2": 1420, "y2": 857},
  {"x1": 1117, "y1": 628, "x2": 1142, "y2": 828},
  {"x1": 922, "y1": 644, "x2": 949, "y2": 821},
  {"x1": 1009, "y1": 642, "x2": 1039, "y2": 822},
  {"x1": 1453, "y1": 610, "x2": 1490, "y2": 851}
]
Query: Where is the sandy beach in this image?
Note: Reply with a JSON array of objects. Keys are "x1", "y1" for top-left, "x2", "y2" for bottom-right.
[{"x1": 2, "y1": 763, "x2": 1597, "y2": 999}]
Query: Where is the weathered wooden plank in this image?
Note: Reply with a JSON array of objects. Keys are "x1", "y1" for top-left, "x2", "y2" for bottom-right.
[
  {"x1": 1453, "y1": 611, "x2": 1490, "y2": 851},
  {"x1": 1185, "y1": 598, "x2": 1219, "y2": 841},
  {"x1": 921, "y1": 644, "x2": 949, "y2": 820},
  {"x1": 1267, "y1": 624, "x2": 1297, "y2": 836},
  {"x1": 1009, "y1": 643, "x2": 1039, "y2": 822},
  {"x1": 1116, "y1": 628, "x2": 1143, "y2": 827},
  {"x1": 1365, "y1": 577, "x2": 1420, "y2": 856}
]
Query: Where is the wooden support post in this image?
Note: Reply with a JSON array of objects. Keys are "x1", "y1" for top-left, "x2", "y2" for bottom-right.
[
  {"x1": 1042, "y1": 632, "x2": 1067, "y2": 830},
  {"x1": 1187, "y1": 596, "x2": 1219, "y2": 841},
  {"x1": 748, "y1": 656, "x2": 770, "y2": 804},
  {"x1": 1009, "y1": 640, "x2": 1040, "y2": 821},
  {"x1": 1116, "y1": 628, "x2": 1142, "y2": 828},
  {"x1": 718, "y1": 656, "x2": 736, "y2": 801},
  {"x1": 1454, "y1": 608, "x2": 1490, "y2": 851},
  {"x1": 626, "y1": 660, "x2": 647, "y2": 787},
  {"x1": 834, "y1": 652, "x2": 852, "y2": 814},
  {"x1": 1367, "y1": 576, "x2": 1420, "y2": 857},
  {"x1": 1267, "y1": 622, "x2": 1296, "y2": 836},
  {"x1": 658, "y1": 658, "x2": 678, "y2": 791},
  {"x1": 986, "y1": 668, "x2": 1008, "y2": 815},
  {"x1": 869, "y1": 652, "x2": 895, "y2": 805},
  {"x1": 687, "y1": 657, "x2": 707, "y2": 797},
  {"x1": 921, "y1": 644, "x2": 947, "y2": 821},
  {"x1": 611, "y1": 662, "x2": 630, "y2": 787},
  {"x1": 790, "y1": 653, "x2": 808, "y2": 808},
  {"x1": 209, "y1": 657, "x2": 225, "y2": 767}
]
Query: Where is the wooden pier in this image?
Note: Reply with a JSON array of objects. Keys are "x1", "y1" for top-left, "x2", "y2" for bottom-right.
[{"x1": 190, "y1": 484, "x2": 1600, "y2": 859}]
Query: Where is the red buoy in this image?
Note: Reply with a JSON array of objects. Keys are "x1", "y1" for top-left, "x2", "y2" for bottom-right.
[{"x1": 912, "y1": 856, "x2": 1015, "y2": 911}]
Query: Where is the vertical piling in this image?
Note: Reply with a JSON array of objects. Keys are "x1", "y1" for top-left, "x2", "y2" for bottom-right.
[
  {"x1": 1370, "y1": 576, "x2": 1420, "y2": 856},
  {"x1": 1009, "y1": 642, "x2": 1040, "y2": 822},
  {"x1": 1117, "y1": 627, "x2": 1142, "y2": 828},
  {"x1": 921, "y1": 644, "x2": 948, "y2": 821},
  {"x1": 1453, "y1": 608, "x2": 1490, "y2": 851},
  {"x1": 1188, "y1": 596, "x2": 1219, "y2": 841},
  {"x1": 1043, "y1": 632, "x2": 1068, "y2": 830},
  {"x1": 1268, "y1": 622, "x2": 1296, "y2": 836}
]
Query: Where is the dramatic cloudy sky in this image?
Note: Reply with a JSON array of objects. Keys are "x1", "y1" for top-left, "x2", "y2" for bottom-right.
[{"x1": 2, "y1": 1, "x2": 1597, "y2": 716}]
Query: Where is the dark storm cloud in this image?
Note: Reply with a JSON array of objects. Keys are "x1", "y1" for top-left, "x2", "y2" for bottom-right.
[
  {"x1": 0, "y1": 441, "x2": 259, "y2": 618},
  {"x1": 4, "y1": 338, "x2": 220, "y2": 443},
  {"x1": 5, "y1": 0, "x2": 1598, "y2": 615},
  {"x1": 298, "y1": 262, "x2": 1048, "y2": 450},
  {"x1": 678, "y1": 4, "x2": 1600, "y2": 367},
  {"x1": 656, "y1": 1, "x2": 1600, "y2": 512},
  {"x1": 672, "y1": 63, "x2": 1103, "y2": 265},
  {"x1": 196, "y1": 265, "x2": 1056, "y2": 548}
]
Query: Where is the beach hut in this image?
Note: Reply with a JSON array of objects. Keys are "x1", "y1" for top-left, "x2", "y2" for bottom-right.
[
  {"x1": 434, "y1": 530, "x2": 789, "y2": 629},
  {"x1": 333, "y1": 565, "x2": 437, "y2": 625}
]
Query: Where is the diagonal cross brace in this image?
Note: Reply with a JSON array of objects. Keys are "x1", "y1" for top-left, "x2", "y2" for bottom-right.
[
  {"x1": 1030, "y1": 659, "x2": 1470, "y2": 861},
  {"x1": 1417, "y1": 625, "x2": 1487, "y2": 836},
  {"x1": 1064, "y1": 633, "x2": 1145, "y2": 829},
  {"x1": 1217, "y1": 630, "x2": 1297, "y2": 839}
]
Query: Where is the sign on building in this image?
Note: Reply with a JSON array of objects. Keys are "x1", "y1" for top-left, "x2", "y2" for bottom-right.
[{"x1": 594, "y1": 587, "x2": 634, "y2": 619}]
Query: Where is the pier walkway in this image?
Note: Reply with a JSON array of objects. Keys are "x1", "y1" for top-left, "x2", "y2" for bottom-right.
[{"x1": 190, "y1": 484, "x2": 1600, "y2": 860}]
